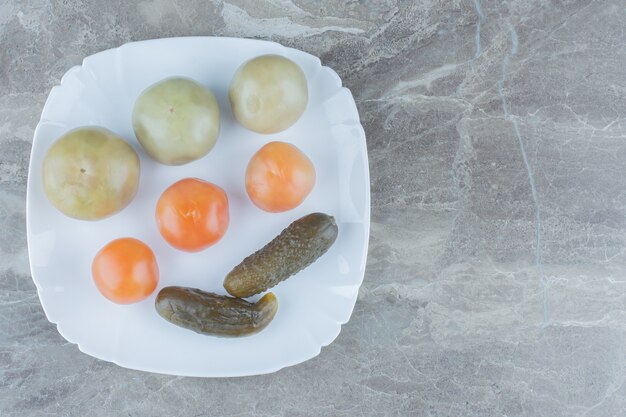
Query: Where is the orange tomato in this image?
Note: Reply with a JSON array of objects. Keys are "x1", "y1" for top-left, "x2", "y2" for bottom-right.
[
  {"x1": 92, "y1": 238, "x2": 159, "y2": 304},
  {"x1": 156, "y1": 178, "x2": 229, "y2": 252},
  {"x1": 245, "y1": 141, "x2": 315, "y2": 212}
]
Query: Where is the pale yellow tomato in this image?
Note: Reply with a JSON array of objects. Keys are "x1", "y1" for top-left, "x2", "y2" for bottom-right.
[
  {"x1": 42, "y1": 127, "x2": 140, "y2": 221},
  {"x1": 229, "y1": 55, "x2": 308, "y2": 134},
  {"x1": 132, "y1": 77, "x2": 220, "y2": 165}
]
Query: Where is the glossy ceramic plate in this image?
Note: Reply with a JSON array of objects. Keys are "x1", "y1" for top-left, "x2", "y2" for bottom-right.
[{"x1": 26, "y1": 37, "x2": 369, "y2": 377}]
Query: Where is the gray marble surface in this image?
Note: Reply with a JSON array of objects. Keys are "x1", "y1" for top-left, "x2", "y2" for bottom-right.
[{"x1": 2, "y1": 1, "x2": 626, "y2": 416}]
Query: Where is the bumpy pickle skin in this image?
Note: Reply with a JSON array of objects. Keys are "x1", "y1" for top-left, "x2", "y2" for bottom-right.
[
  {"x1": 223, "y1": 212, "x2": 338, "y2": 298},
  {"x1": 155, "y1": 286, "x2": 278, "y2": 337}
]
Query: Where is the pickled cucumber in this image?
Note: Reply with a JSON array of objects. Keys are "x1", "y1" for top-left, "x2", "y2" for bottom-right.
[
  {"x1": 224, "y1": 212, "x2": 338, "y2": 298},
  {"x1": 155, "y1": 286, "x2": 278, "y2": 337}
]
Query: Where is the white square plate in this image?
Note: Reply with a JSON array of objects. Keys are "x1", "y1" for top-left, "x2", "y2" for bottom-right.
[{"x1": 26, "y1": 37, "x2": 370, "y2": 377}]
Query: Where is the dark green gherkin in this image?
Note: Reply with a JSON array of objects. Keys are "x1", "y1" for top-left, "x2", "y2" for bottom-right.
[
  {"x1": 155, "y1": 286, "x2": 278, "y2": 337},
  {"x1": 224, "y1": 212, "x2": 338, "y2": 298}
]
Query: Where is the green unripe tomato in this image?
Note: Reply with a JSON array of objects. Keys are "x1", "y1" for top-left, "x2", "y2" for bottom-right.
[
  {"x1": 229, "y1": 55, "x2": 308, "y2": 134},
  {"x1": 42, "y1": 127, "x2": 140, "y2": 221},
  {"x1": 132, "y1": 77, "x2": 220, "y2": 165}
]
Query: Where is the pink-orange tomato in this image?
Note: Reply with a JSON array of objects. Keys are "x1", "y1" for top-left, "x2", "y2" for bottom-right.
[
  {"x1": 156, "y1": 178, "x2": 229, "y2": 252},
  {"x1": 245, "y1": 141, "x2": 315, "y2": 212},
  {"x1": 92, "y1": 238, "x2": 159, "y2": 304}
]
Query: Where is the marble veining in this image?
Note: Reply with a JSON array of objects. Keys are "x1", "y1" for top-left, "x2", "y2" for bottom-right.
[
  {"x1": 496, "y1": 21, "x2": 548, "y2": 325},
  {"x1": 1, "y1": 1, "x2": 626, "y2": 416},
  {"x1": 473, "y1": 0, "x2": 484, "y2": 59}
]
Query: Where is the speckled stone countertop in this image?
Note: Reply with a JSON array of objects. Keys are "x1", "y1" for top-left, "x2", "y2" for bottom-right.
[{"x1": 2, "y1": 1, "x2": 626, "y2": 416}]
